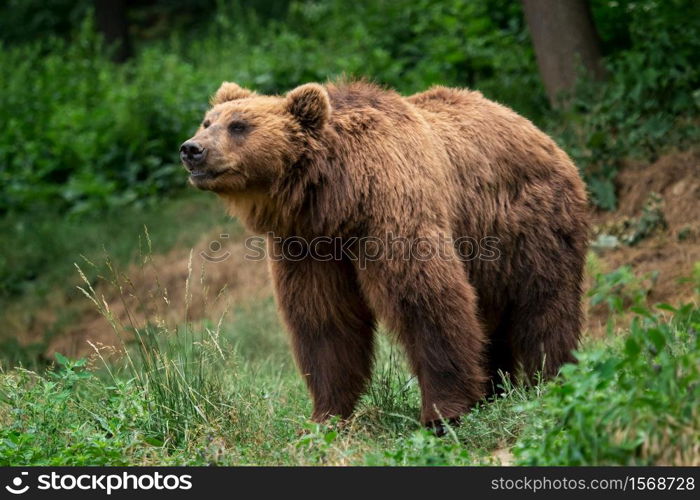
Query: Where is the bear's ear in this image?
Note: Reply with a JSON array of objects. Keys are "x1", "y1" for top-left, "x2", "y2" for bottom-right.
[
  {"x1": 211, "y1": 82, "x2": 254, "y2": 105},
  {"x1": 286, "y1": 83, "x2": 331, "y2": 131}
]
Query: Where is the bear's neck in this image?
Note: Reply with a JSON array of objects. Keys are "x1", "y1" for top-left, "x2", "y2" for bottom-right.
[{"x1": 222, "y1": 189, "x2": 289, "y2": 235}]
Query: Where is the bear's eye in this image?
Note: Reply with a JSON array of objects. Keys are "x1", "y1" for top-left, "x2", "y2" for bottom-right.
[
  {"x1": 202, "y1": 119, "x2": 211, "y2": 129},
  {"x1": 228, "y1": 120, "x2": 248, "y2": 134}
]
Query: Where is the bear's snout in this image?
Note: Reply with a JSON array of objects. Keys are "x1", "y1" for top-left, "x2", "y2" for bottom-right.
[{"x1": 180, "y1": 140, "x2": 207, "y2": 169}]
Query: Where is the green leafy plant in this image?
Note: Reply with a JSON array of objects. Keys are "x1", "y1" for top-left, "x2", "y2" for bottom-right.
[
  {"x1": 364, "y1": 429, "x2": 473, "y2": 466},
  {"x1": 0, "y1": 363, "x2": 151, "y2": 465},
  {"x1": 360, "y1": 337, "x2": 419, "y2": 428},
  {"x1": 589, "y1": 265, "x2": 657, "y2": 315},
  {"x1": 514, "y1": 301, "x2": 700, "y2": 465}
]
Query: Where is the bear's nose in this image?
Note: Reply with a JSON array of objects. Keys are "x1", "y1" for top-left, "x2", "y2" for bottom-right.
[{"x1": 180, "y1": 141, "x2": 207, "y2": 167}]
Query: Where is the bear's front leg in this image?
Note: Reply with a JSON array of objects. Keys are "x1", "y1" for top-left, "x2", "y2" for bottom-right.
[
  {"x1": 357, "y1": 247, "x2": 487, "y2": 426},
  {"x1": 270, "y1": 254, "x2": 376, "y2": 422}
]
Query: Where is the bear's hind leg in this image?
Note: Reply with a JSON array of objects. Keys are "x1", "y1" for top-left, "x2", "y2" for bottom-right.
[
  {"x1": 508, "y1": 283, "x2": 583, "y2": 381},
  {"x1": 484, "y1": 310, "x2": 516, "y2": 396}
]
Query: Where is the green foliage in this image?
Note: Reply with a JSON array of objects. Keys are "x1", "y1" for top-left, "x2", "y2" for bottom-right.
[
  {"x1": 0, "y1": 17, "x2": 209, "y2": 215},
  {"x1": 1, "y1": 0, "x2": 698, "y2": 213},
  {"x1": 0, "y1": 1, "x2": 536, "y2": 214},
  {"x1": 0, "y1": 0, "x2": 90, "y2": 45},
  {"x1": 2, "y1": 290, "x2": 699, "y2": 465},
  {"x1": 0, "y1": 193, "x2": 222, "y2": 300},
  {"x1": 293, "y1": 419, "x2": 344, "y2": 464},
  {"x1": 514, "y1": 301, "x2": 700, "y2": 465},
  {"x1": 360, "y1": 336, "x2": 420, "y2": 428},
  {"x1": 689, "y1": 262, "x2": 700, "y2": 294},
  {"x1": 456, "y1": 375, "x2": 538, "y2": 453},
  {"x1": 553, "y1": 0, "x2": 700, "y2": 209},
  {"x1": 76, "y1": 246, "x2": 231, "y2": 447},
  {"x1": 364, "y1": 429, "x2": 473, "y2": 466},
  {"x1": 0, "y1": 364, "x2": 153, "y2": 465},
  {"x1": 280, "y1": 0, "x2": 543, "y2": 115},
  {"x1": 588, "y1": 265, "x2": 657, "y2": 314},
  {"x1": 0, "y1": 194, "x2": 227, "y2": 372}
]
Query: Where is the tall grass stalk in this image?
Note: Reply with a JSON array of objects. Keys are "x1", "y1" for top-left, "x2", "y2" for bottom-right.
[{"x1": 76, "y1": 230, "x2": 230, "y2": 446}]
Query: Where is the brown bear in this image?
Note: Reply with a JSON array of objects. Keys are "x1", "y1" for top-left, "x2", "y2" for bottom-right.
[{"x1": 180, "y1": 80, "x2": 589, "y2": 426}]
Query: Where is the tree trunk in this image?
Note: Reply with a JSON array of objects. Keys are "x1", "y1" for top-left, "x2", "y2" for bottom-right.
[
  {"x1": 522, "y1": 0, "x2": 606, "y2": 107},
  {"x1": 95, "y1": 0, "x2": 132, "y2": 62}
]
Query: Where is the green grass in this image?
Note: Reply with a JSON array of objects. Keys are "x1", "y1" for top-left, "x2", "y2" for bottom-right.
[{"x1": 1, "y1": 266, "x2": 698, "y2": 465}]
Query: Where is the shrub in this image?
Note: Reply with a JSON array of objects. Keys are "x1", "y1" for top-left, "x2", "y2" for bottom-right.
[
  {"x1": 588, "y1": 265, "x2": 657, "y2": 315},
  {"x1": 514, "y1": 301, "x2": 700, "y2": 465},
  {"x1": 0, "y1": 18, "x2": 209, "y2": 215},
  {"x1": 0, "y1": 361, "x2": 146, "y2": 465},
  {"x1": 0, "y1": 2, "x2": 537, "y2": 215}
]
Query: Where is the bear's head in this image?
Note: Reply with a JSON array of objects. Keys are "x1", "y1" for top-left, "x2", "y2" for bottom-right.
[{"x1": 180, "y1": 82, "x2": 331, "y2": 194}]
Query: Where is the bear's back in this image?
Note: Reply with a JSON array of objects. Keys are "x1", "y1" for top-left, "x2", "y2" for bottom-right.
[
  {"x1": 407, "y1": 85, "x2": 587, "y2": 228},
  {"x1": 407, "y1": 86, "x2": 577, "y2": 181}
]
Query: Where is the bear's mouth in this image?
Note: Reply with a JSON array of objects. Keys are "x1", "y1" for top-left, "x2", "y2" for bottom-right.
[{"x1": 189, "y1": 169, "x2": 224, "y2": 181}]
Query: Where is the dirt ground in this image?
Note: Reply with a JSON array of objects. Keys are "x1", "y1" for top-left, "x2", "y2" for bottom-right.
[
  {"x1": 586, "y1": 149, "x2": 700, "y2": 332},
  {"x1": 46, "y1": 149, "x2": 700, "y2": 357}
]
